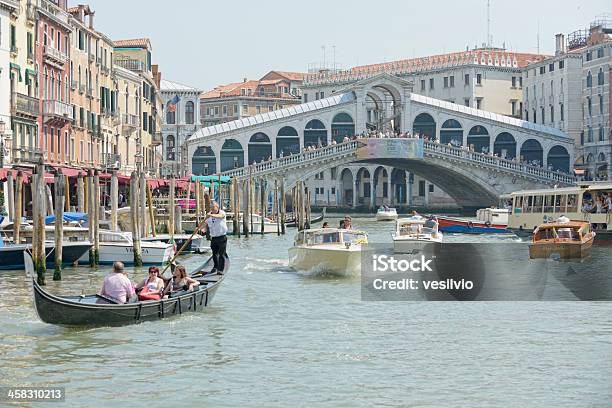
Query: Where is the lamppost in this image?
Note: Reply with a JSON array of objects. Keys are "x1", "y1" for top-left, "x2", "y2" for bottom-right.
[{"x1": 0, "y1": 119, "x2": 6, "y2": 168}]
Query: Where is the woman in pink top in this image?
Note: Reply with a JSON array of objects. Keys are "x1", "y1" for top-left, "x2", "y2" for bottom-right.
[{"x1": 100, "y1": 262, "x2": 135, "y2": 303}]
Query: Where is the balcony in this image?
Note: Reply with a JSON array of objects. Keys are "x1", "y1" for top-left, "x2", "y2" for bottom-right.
[
  {"x1": 122, "y1": 113, "x2": 139, "y2": 129},
  {"x1": 114, "y1": 58, "x2": 145, "y2": 72},
  {"x1": 38, "y1": 0, "x2": 70, "y2": 26},
  {"x1": 44, "y1": 45, "x2": 68, "y2": 65},
  {"x1": 43, "y1": 99, "x2": 74, "y2": 123},
  {"x1": 11, "y1": 93, "x2": 39, "y2": 118},
  {"x1": 152, "y1": 132, "x2": 162, "y2": 146},
  {"x1": 101, "y1": 153, "x2": 121, "y2": 169}
]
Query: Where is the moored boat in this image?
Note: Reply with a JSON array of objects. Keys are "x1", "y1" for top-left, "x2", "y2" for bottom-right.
[
  {"x1": 141, "y1": 234, "x2": 210, "y2": 254},
  {"x1": 26, "y1": 252, "x2": 228, "y2": 327},
  {"x1": 288, "y1": 228, "x2": 368, "y2": 276},
  {"x1": 0, "y1": 241, "x2": 92, "y2": 270},
  {"x1": 77, "y1": 230, "x2": 174, "y2": 266},
  {"x1": 529, "y1": 217, "x2": 595, "y2": 259},
  {"x1": 285, "y1": 208, "x2": 326, "y2": 228},
  {"x1": 375, "y1": 207, "x2": 398, "y2": 221},
  {"x1": 393, "y1": 216, "x2": 443, "y2": 253}
]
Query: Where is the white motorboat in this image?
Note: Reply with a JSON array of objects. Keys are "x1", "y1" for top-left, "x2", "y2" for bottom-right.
[
  {"x1": 393, "y1": 216, "x2": 443, "y2": 253},
  {"x1": 141, "y1": 233, "x2": 210, "y2": 254},
  {"x1": 78, "y1": 230, "x2": 174, "y2": 266},
  {"x1": 227, "y1": 213, "x2": 279, "y2": 234},
  {"x1": 375, "y1": 207, "x2": 398, "y2": 221},
  {"x1": 288, "y1": 228, "x2": 368, "y2": 276}
]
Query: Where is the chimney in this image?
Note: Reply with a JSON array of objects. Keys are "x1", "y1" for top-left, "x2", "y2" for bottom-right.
[
  {"x1": 89, "y1": 11, "x2": 95, "y2": 29},
  {"x1": 243, "y1": 78, "x2": 247, "y2": 83},
  {"x1": 555, "y1": 33, "x2": 565, "y2": 55}
]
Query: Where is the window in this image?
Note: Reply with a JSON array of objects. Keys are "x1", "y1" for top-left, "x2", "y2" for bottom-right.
[
  {"x1": 418, "y1": 180, "x2": 425, "y2": 197},
  {"x1": 511, "y1": 101, "x2": 517, "y2": 116},
  {"x1": 550, "y1": 105, "x2": 554, "y2": 123},
  {"x1": 320, "y1": 91, "x2": 324, "y2": 99},
  {"x1": 443, "y1": 77, "x2": 448, "y2": 88},
  {"x1": 598, "y1": 68, "x2": 604, "y2": 85},
  {"x1": 222, "y1": 104, "x2": 227, "y2": 117},
  {"x1": 331, "y1": 187, "x2": 336, "y2": 195},
  {"x1": 476, "y1": 73, "x2": 482, "y2": 85},
  {"x1": 559, "y1": 60, "x2": 564, "y2": 69},
  {"x1": 476, "y1": 98, "x2": 482, "y2": 109},
  {"x1": 166, "y1": 101, "x2": 176, "y2": 124},
  {"x1": 242, "y1": 104, "x2": 248, "y2": 114},
  {"x1": 550, "y1": 80, "x2": 554, "y2": 95},
  {"x1": 143, "y1": 112, "x2": 148, "y2": 131},
  {"x1": 27, "y1": 32, "x2": 33, "y2": 57},
  {"x1": 464, "y1": 98, "x2": 470, "y2": 107},
  {"x1": 511, "y1": 76, "x2": 517, "y2": 87},
  {"x1": 525, "y1": 110, "x2": 529, "y2": 121},
  {"x1": 268, "y1": 105, "x2": 273, "y2": 112},
  {"x1": 600, "y1": 95, "x2": 604, "y2": 115},
  {"x1": 9, "y1": 24, "x2": 16, "y2": 50},
  {"x1": 586, "y1": 51, "x2": 592, "y2": 62},
  {"x1": 541, "y1": 107, "x2": 545, "y2": 124},
  {"x1": 464, "y1": 74, "x2": 469, "y2": 85},
  {"x1": 549, "y1": 63, "x2": 554, "y2": 72},
  {"x1": 587, "y1": 71, "x2": 593, "y2": 87},
  {"x1": 256, "y1": 106, "x2": 261, "y2": 114},
  {"x1": 303, "y1": 93, "x2": 308, "y2": 103},
  {"x1": 233, "y1": 105, "x2": 238, "y2": 115},
  {"x1": 587, "y1": 127, "x2": 593, "y2": 142},
  {"x1": 420, "y1": 79, "x2": 425, "y2": 91},
  {"x1": 428, "y1": 184, "x2": 434, "y2": 193},
  {"x1": 599, "y1": 126, "x2": 605, "y2": 142},
  {"x1": 315, "y1": 92, "x2": 319, "y2": 100},
  {"x1": 449, "y1": 75, "x2": 454, "y2": 87},
  {"x1": 429, "y1": 78, "x2": 434, "y2": 90},
  {"x1": 560, "y1": 103, "x2": 564, "y2": 121},
  {"x1": 214, "y1": 106, "x2": 219, "y2": 116},
  {"x1": 539, "y1": 66, "x2": 545, "y2": 74},
  {"x1": 597, "y1": 48, "x2": 604, "y2": 58},
  {"x1": 587, "y1": 97, "x2": 592, "y2": 116},
  {"x1": 331, "y1": 168, "x2": 337, "y2": 180},
  {"x1": 519, "y1": 76, "x2": 523, "y2": 88}
]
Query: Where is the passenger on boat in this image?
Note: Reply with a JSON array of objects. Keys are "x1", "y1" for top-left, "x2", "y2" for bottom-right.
[
  {"x1": 605, "y1": 193, "x2": 612, "y2": 212},
  {"x1": 343, "y1": 216, "x2": 352, "y2": 230},
  {"x1": 100, "y1": 262, "x2": 136, "y2": 304},
  {"x1": 171, "y1": 265, "x2": 200, "y2": 292},
  {"x1": 322, "y1": 222, "x2": 330, "y2": 228},
  {"x1": 136, "y1": 266, "x2": 164, "y2": 301}
]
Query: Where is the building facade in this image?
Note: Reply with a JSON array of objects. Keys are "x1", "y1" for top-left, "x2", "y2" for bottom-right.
[
  {"x1": 160, "y1": 79, "x2": 201, "y2": 176},
  {"x1": 0, "y1": 0, "x2": 17, "y2": 166},
  {"x1": 200, "y1": 71, "x2": 304, "y2": 128}
]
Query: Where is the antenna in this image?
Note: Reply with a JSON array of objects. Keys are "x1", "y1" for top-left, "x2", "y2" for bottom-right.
[{"x1": 487, "y1": 0, "x2": 491, "y2": 48}]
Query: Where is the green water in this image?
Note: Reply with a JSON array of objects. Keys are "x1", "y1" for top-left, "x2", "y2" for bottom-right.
[{"x1": 0, "y1": 216, "x2": 611, "y2": 407}]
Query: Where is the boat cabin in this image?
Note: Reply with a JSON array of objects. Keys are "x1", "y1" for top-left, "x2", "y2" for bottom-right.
[
  {"x1": 294, "y1": 228, "x2": 368, "y2": 246},
  {"x1": 396, "y1": 217, "x2": 439, "y2": 237},
  {"x1": 533, "y1": 221, "x2": 591, "y2": 243}
]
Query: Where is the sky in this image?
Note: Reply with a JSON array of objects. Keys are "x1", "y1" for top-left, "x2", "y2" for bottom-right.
[{"x1": 89, "y1": 0, "x2": 610, "y2": 92}]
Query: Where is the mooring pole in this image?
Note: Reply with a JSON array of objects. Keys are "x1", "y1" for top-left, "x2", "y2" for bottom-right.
[
  {"x1": 235, "y1": 178, "x2": 241, "y2": 238},
  {"x1": 130, "y1": 172, "x2": 143, "y2": 266},
  {"x1": 146, "y1": 182, "x2": 156, "y2": 237},
  {"x1": 33, "y1": 160, "x2": 46, "y2": 285},
  {"x1": 243, "y1": 179, "x2": 250, "y2": 237},
  {"x1": 77, "y1": 173, "x2": 85, "y2": 213},
  {"x1": 93, "y1": 170, "x2": 100, "y2": 266},
  {"x1": 7, "y1": 170, "x2": 14, "y2": 222},
  {"x1": 110, "y1": 170, "x2": 118, "y2": 231},
  {"x1": 87, "y1": 170, "x2": 95, "y2": 266},
  {"x1": 139, "y1": 172, "x2": 146, "y2": 238},
  {"x1": 169, "y1": 177, "x2": 175, "y2": 239},
  {"x1": 13, "y1": 171, "x2": 23, "y2": 244},
  {"x1": 274, "y1": 179, "x2": 280, "y2": 236},
  {"x1": 280, "y1": 177, "x2": 286, "y2": 235},
  {"x1": 53, "y1": 172, "x2": 65, "y2": 280},
  {"x1": 64, "y1": 175, "x2": 70, "y2": 212}
]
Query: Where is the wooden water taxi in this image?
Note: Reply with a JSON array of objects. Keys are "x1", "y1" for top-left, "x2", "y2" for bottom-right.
[{"x1": 529, "y1": 217, "x2": 596, "y2": 259}]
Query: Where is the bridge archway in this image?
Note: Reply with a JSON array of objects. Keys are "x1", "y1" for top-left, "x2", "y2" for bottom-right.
[
  {"x1": 248, "y1": 132, "x2": 272, "y2": 164},
  {"x1": 340, "y1": 168, "x2": 354, "y2": 206},
  {"x1": 220, "y1": 139, "x2": 244, "y2": 171},
  {"x1": 468, "y1": 125, "x2": 490, "y2": 153},
  {"x1": 331, "y1": 113, "x2": 355, "y2": 143},
  {"x1": 276, "y1": 126, "x2": 299, "y2": 157},
  {"x1": 413, "y1": 113, "x2": 436, "y2": 139},
  {"x1": 304, "y1": 119, "x2": 327, "y2": 148},
  {"x1": 520, "y1": 139, "x2": 543, "y2": 166},
  {"x1": 547, "y1": 146, "x2": 570, "y2": 172},
  {"x1": 493, "y1": 132, "x2": 516, "y2": 159},
  {"x1": 192, "y1": 146, "x2": 216, "y2": 175},
  {"x1": 440, "y1": 119, "x2": 463, "y2": 146}
]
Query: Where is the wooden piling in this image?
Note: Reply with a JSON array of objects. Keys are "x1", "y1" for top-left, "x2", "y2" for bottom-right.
[
  {"x1": 13, "y1": 171, "x2": 22, "y2": 244},
  {"x1": 146, "y1": 182, "x2": 156, "y2": 237},
  {"x1": 174, "y1": 204, "x2": 182, "y2": 234},
  {"x1": 230, "y1": 177, "x2": 238, "y2": 236},
  {"x1": 260, "y1": 178, "x2": 265, "y2": 235},
  {"x1": 93, "y1": 171, "x2": 100, "y2": 266},
  {"x1": 77, "y1": 174, "x2": 85, "y2": 213},
  {"x1": 195, "y1": 180, "x2": 201, "y2": 226},
  {"x1": 130, "y1": 172, "x2": 143, "y2": 266},
  {"x1": 64, "y1": 175, "x2": 70, "y2": 212},
  {"x1": 53, "y1": 172, "x2": 65, "y2": 280},
  {"x1": 139, "y1": 172, "x2": 146, "y2": 238},
  {"x1": 32, "y1": 160, "x2": 46, "y2": 285},
  {"x1": 87, "y1": 171, "x2": 95, "y2": 266},
  {"x1": 7, "y1": 171, "x2": 14, "y2": 222},
  {"x1": 280, "y1": 177, "x2": 286, "y2": 235},
  {"x1": 274, "y1": 179, "x2": 280, "y2": 236},
  {"x1": 110, "y1": 171, "x2": 118, "y2": 231},
  {"x1": 235, "y1": 179, "x2": 241, "y2": 238},
  {"x1": 243, "y1": 179, "x2": 250, "y2": 237},
  {"x1": 305, "y1": 186, "x2": 311, "y2": 229},
  {"x1": 169, "y1": 177, "x2": 175, "y2": 238}
]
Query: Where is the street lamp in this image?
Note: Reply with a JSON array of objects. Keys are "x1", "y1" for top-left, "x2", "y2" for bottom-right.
[{"x1": 0, "y1": 119, "x2": 6, "y2": 168}]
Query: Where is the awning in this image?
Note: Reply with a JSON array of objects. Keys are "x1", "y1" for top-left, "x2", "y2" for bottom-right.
[
  {"x1": 50, "y1": 165, "x2": 86, "y2": 177},
  {"x1": 191, "y1": 175, "x2": 231, "y2": 184},
  {"x1": 10, "y1": 63, "x2": 22, "y2": 82},
  {"x1": 45, "y1": 212, "x2": 88, "y2": 225},
  {"x1": 573, "y1": 169, "x2": 586, "y2": 175}
]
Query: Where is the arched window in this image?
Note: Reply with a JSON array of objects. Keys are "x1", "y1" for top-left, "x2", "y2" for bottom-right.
[
  {"x1": 598, "y1": 152, "x2": 606, "y2": 163},
  {"x1": 586, "y1": 71, "x2": 592, "y2": 88},
  {"x1": 166, "y1": 135, "x2": 175, "y2": 160},
  {"x1": 185, "y1": 101, "x2": 194, "y2": 124},
  {"x1": 166, "y1": 101, "x2": 175, "y2": 124},
  {"x1": 598, "y1": 68, "x2": 604, "y2": 86},
  {"x1": 600, "y1": 126, "x2": 605, "y2": 142}
]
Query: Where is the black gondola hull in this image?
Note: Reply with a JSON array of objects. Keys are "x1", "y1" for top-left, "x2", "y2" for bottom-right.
[{"x1": 0, "y1": 242, "x2": 91, "y2": 270}]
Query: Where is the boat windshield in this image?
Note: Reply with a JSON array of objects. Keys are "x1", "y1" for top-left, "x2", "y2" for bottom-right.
[
  {"x1": 306, "y1": 231, "x2": 341, "y2": 245},
  {"x1": 400, "y1": 223, "x2": 423, "y2": 235},
  {"x1": 342, "y1": 232, "x2": 367, "y2": 243}
]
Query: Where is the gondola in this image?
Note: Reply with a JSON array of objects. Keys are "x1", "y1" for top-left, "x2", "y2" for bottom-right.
[
  {"x1": 25, "y1": 252, "x2": 228, "y2": 327},
  {"x1": 285, "y1": 208, "x2": 326, "y2": 228}
]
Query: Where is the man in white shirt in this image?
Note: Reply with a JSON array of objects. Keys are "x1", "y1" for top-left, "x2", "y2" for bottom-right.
[{"x1": 202, "y1": 201, "x2": 228, "y2": 274}]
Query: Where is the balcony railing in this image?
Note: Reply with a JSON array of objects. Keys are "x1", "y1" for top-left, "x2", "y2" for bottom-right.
[
  {"x1": 44, "y1": 45, "x2": 68, "y2": 64},
  {"x1": 101, "y1": 153, "x2": 121, "y2": 169},
  {"x1": 122, "y1": 113, "x2": 139, "y2": 128},
  {"x1": 11, "y1": 93, "x2": 39, "y2": 118},
  {"x1": 114, "y1": 58, "x2": 145, "y2": 72},
  {"x1": 43, "y1": 99, "x2": 74, "y2": 121},
  {"x1": 38, "y1": 0, "x2": 70, "y2": 25}
]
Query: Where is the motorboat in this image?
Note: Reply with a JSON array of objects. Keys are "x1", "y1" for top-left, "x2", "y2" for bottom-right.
[
  {"x1": 141, "y1": 234, "x2": 210, "y2": 254},
  {"x1": 529, "y1": 217, "x2": 595, "y2": 259},
  {"x1": 285, "y1": 208, "x2": 326, "y2": 228},
  {"x1": 436, "y1": 215, "x2": 512, "y2": 234},
  {"x1": 0, "y1": 240, "x2": 92, "y2": 270},
  {"x1": 288, "y1": 228, "x2": 368, "y2": 276},
  {"x1": 375, "y1": 207, "x2": 398, "y2": 221},
  {"x1": 476, "y1": 208, "x2": 509, "y2": 226},
  {"x1": 227, "y1": 213, "x2": 279, "y2": 234},
  {"x1": 393, "y1": 216, "x2": 443, "y2": 253},
  {"x1": 78, "y1": 230, "x2": 174, "y2": 266}
]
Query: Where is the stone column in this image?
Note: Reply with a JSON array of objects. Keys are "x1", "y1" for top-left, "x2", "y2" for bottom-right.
[
  {"x1": 353, "y1": 179, "x2": 358, "y2": 209},
  {"x1": 424, "y1": 181, "x2": 430, "y2": 207},
  {"x1": 387, "y1": 169, "x2": 393, "y2": 205},
  {"x1": 406, "y1": 175, "x2": 411, "y2": 207},
  {"x1": 369, "y1": 178, "x2": 375, "y2": 209}
]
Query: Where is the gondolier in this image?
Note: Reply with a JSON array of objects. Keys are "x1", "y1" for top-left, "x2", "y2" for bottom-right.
[{"x1": 202, "y1": 201, "x2": 228, "y2": 274}]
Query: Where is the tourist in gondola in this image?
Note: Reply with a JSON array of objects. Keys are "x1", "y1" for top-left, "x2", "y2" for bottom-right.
[
  {"x1": 135, "y1": 266, "x2": 165, "y2": 301},
  {"x1": 171, "y1": 265, "x2": 200, "y2": 292},
  {"x1": 202, "y1": 201, "x2": 228, "y2": 274},
  {"x1": 100, "y1": 261, "x2": 135, "y2": 304}
]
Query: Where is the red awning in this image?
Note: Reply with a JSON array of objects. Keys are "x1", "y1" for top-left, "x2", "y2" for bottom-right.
[
  {"x1": 147, "y1": 179, "x2": 159, "y2": 188},
  {"x1": 49, "y1": 165, "x2": 86, "y2": 177}
]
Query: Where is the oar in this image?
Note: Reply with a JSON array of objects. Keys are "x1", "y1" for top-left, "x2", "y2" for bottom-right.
[{"x1": 160, "y1": 216, "x2": 209, "y2": 277}]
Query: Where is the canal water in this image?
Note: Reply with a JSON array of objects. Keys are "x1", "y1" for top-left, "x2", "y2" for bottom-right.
[{"x1": 1, "y1": 215, "x2": 611, "y2": 407}]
